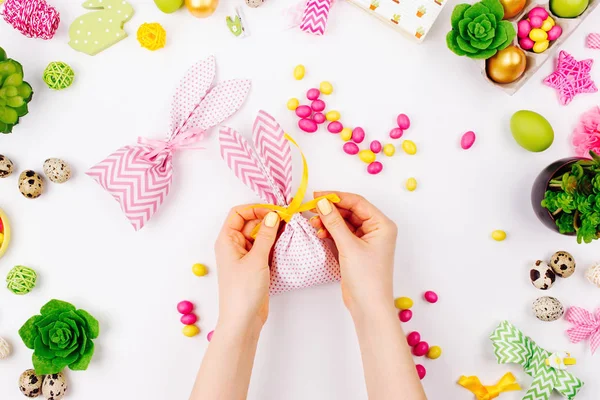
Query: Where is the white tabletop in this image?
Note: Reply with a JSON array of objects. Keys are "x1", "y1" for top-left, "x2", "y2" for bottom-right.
[{"x1": 1, "y1": 0, "x2": 599, "y2": 399}]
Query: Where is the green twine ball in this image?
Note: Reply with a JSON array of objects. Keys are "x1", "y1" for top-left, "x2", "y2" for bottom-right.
[
  {"x1": 6, "y1": 265, "x2": 37, "y2": 295},
  {"x1": 43, "y1": 61, "x2": 75, "y2": 90}
]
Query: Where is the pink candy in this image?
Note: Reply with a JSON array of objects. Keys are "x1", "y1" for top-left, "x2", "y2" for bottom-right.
[
  {"x1": 313, "y1": 112, "x2": 326, "y2": 124},
  {"x1": 311, "y1": 99, "x2": 325, "y2": 112},
  {"x1": 370, "y1": 140, "x2": 382, "y2": 153},
  {"x1": 407, "y1": 331, "x2": 421, "y2": 347},
  {"x1": 352, "y1": 127, "x2": 365, "y2": 143},
  {"x1": 343, "y1": 142, "x2": 359, "y2": 155},
  {"x1": 424, "y1": 291, "x2": 438, "y2": 303},
  {"x1": 328, "y1": 121, "x2": 343, "y2": 133},
  {"x1": 296, "y1": 105, "x2": 312, "y2": 118},
  {"x1": 389, "y1": 128, "x2": 404, "y2": 139},
  {"x1": 413, "y1": 341, "x2": 430, "y2": 357},
  {"x1": 307, "y1": 88, "x2": 320, "y2": 100},
  {"x1": 299, "y1": 118, "x2": 318, "y2": 133},
  {"x1": 529, "y1": 15, "x2": 543, "y2": 29},
  {"x1": 461, "y1": 131, "x2": 476, "y2": 149},
  {"x1": 519, "y1": 37, "x2": 535, "y2": 50},
  {"x1": 416, "y1": 364, "x2": 427, "y2": 380},
  {"x1": 517, "y1": 19, "x2": 531, "y2": 39},
  {"x1": 548, "y1": 25, "x2": 562, "y2": 41},
  {"x1": 397, "y1": 114, "x2": 411, "y2": 130},
  {"x1": 181, "y1": 313, "x2": 198, "y2": 325},
  {"x1": 177, "y1": 300, "x2": 194, "y2": 314},
  {"x1": 367, "y1": 161, "x2": 383, "y2": 175},
  {"x1": 207, "y1": 330, "x2": 214, "y2": 342},
  {"x1": 399, "y1": 309, "x2": 413, "y2": 322},
  {"x1": 528, "y1": 6, "x2": 549, "y2": 20}
]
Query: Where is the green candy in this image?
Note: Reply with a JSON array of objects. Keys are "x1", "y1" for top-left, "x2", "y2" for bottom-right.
[{"x1": 510, "y1": 110, "x2": 554, "y2": 152}]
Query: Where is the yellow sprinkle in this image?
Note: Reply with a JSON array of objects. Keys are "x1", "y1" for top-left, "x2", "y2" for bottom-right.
[
  {"x1": 293, "y1": 64, "x2": 305, "y2": 80},
  {"x1": 402, "y1": 140, "x2": 417, "y2": 155},
  {"x1": 287, "y1": 98, "x2": 300, "y2": 111},
  {"x1": 406, "y1": 178, "x2": 417, "y2": 191},
  {"x1": 325, "y1": 110, "x2": 341, "y2": 122},
  {"x1": 383, "y1": 143, "x2": 395, "y2": 157},
  {"x1": 192, "y1": 263, "x2": 208, "y2": 277},
  {"x1": 340, "y1": 128, "x2": 353, "y2": 141},
  {"x1": 182, "y1": 324, "x2": 200, "y2": 337},
  {"x1": 492, "y1": 230, "x2": 507, "y2": 241},
  {"x1": 320, "y1": 81, "x2": 333, "y2": 95},
  {"x1": 358, "y1": 149, "x2": 376, "y2": 164},
  {"x1": 394, "y1": 296, "x2": 413, "y2": 310}
]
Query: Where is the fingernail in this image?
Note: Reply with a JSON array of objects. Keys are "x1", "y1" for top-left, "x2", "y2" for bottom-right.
[
  {"x1": 317, "y1": 198, "x2": 332, "y2": 215},
  {"x1": 316, "y1": 228, "x2": 325, "y2": 236},
  {"x1": 309, "y1": 215, "x2": 319, "y2": 222},
  {"x1": 264, "y1": 212, "x2": 280, "y2": 228}
]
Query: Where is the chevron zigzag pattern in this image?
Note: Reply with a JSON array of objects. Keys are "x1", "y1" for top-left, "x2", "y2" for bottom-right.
[{"x1": 299, "y1": 0, "x2": 332, "y2": 35}]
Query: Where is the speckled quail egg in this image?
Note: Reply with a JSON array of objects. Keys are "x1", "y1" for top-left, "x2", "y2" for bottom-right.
[
  {"x1": 18, "y1": 170, "x2": 44, "y2": 199},
  {"x1": 0, "y1": 155, "x2": 14, "y2": 178},
  {"x1": 19, "y1": 369, "x2": 43, "y2": 398},
  {"x1": 245, "y1": 0, "x2": 264, "y2": 7},
  {"x1": 530, "y1": 260, "x2": 556, "y2": 290},
  {"x1": 43, "y1": 158, "x2": 71, "y2": 184},
  {"x1": 533, "y1": 296, "x2": 564, "y2": 322},
  {"x1": 549, "y1": 251, "x2": 576, "y2": 278},
  {"x1": 41, "y1": 373, "x2": 67, "y2": 400}
]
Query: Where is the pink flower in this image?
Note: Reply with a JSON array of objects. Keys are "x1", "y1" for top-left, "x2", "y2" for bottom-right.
[{"x1": 573, "y1": 106, "x2": 600, "y2": 158}]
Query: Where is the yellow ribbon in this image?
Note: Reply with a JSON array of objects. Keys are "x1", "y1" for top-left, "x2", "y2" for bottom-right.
[
  {"x1": 249, "y1": 134, "x2": 339, "y2": 236},
  {"x1": 458, "y1": 372, "x2": 521, "y2": 400}
]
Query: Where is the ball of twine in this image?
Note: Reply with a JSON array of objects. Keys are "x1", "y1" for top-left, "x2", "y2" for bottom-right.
[
  {"x1": 43, "y1": 62, "x2": 75, "y2": 90},
  {"x1": 0, "y1": 337, "x2": 11, "y2": 359},
  {"x1": 1, "y1": 0, "x2": 60, "y2": 40},
  {"x1": 6, "y1": 265, "x2": 37, "y2": 295},
  {"x1": 586, "y1": 263, "x2": 600, "y2": 288},
  {"x1": 137, "y1": 23, "x2": 167, "y2": 51}
]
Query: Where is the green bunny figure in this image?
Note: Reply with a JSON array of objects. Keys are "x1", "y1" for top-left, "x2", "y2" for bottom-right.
[{"x1": 69, "y1": 0, "x2": 134, "y2": 56}]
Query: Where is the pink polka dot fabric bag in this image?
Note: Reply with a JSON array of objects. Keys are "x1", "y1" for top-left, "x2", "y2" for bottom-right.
[{"x1": 219, "y1": 111, "x2": 341, "y2": 295}]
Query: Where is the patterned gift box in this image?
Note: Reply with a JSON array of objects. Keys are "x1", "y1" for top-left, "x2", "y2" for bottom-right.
[{"x1": 347, "y1": 0, "x2": 447, "y2": 41}]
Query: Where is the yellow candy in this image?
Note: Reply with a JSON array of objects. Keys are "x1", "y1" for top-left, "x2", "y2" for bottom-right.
[
  {"x1": 529, "y1": 28, "x2": 548, "y2": 42},
  {"x1": 402, "y1": 140, "x2": 417, "y2": 155},
  {"x1": 287, "y1": 98, "x2": 299, "y2": 111},
  {"x1": 293, "y1": 65, "x2": 305, "y2": 80},
  {"x1": 0, "y1": 232, "x2": 3, "y2": 244},
  {"x1": 427, "y1": 346, "x2": 442, "y2": 359},
  {"x1": 326, "y1": 110, "x2": 341, "y2": 122},
  {"x1": 533, "y1": 40, "x2": 549, "y2": 54},
  {"x1": 192, "y1": 263, "x2": 208, "y2": 277},
  {"x1": 320, "y1": 81, "x2": 333, "y2": 95},
  {"x1": 182, "y1": 324, "x2": 200, "y2": 337},
  {"x1": 541, "y1": 19, "x2": 553, "y2": 31},
  {"x1": 383, "y1": 143, "x2": 396, "y2": 157},
  {"x1": 544, "y1": 16, "x2": 555, "y2": 27},
  {"x1": 406, "y1": 177, "x2": 417, "y2": 191},
  {"x1": 358, "y1": 149, "x2": 376, "y2": 164},
  {"x1": 394, "y1": 297, "x2": 414, "y2": 310},
  {"x1": 340, "y1": 128, "x2": 353, "y2": 141},
  {"x1": 492, "y1": 230, "x2": 507, "y2": 241}
]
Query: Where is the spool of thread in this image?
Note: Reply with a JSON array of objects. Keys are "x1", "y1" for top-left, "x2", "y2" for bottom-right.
[
  {"x1": 6, "y1": 265, "x2": 37, "y2": 295},
  {"x1": 2, "y1": 0, "x2": 60, "y2": 40},
  {"x1": 137, "y1": 22, "x2": 167, "y2": 51},
  {"x1": 43, "y1": 62, "x2": 75, "y2": 90},
  {"x1": 586, "y1": 263, "x2": 600, "y2": 287}
]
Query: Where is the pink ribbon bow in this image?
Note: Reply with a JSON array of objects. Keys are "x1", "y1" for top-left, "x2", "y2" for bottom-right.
[
  {"x1": 87, "y1": 56, "x2": 251, "y2": 230},
  {"x1": 565, "y1": 306, "x2": 600, "y2": 354},
  {"x1": 588, "y1": 33, "x2": 600, "y2": 49},
  {"x1": 285, "y1": 0, "x2": 334, "y2": 35}
]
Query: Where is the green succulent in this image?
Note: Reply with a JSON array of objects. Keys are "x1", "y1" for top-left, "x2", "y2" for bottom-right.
[
  {"x1": 446, "y1": 0, "x2": 516, "y2": 59},
  {"x1": 0, "y1": 47, "x2": 33, "y2": 134}
]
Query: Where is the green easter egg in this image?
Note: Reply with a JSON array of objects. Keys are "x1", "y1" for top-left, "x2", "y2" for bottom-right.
[
  {"x1": 154, "y1": 0, "x2": 184, "y2": 13},
  {"x1": 510, "y1": 110, "x2": 554, "y2": 152}
]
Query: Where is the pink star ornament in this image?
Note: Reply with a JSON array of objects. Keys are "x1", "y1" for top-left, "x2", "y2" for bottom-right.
[{"x1": 544, "y1": 51, "x2": 598, "y2": 105}]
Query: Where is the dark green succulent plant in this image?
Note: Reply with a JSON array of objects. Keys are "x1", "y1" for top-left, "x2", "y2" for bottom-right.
[{"x1": 0, "y1": 47, "x2": 33, "y2": 134}]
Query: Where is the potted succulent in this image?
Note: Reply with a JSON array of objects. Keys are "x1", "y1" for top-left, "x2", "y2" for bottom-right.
[
  {"x1": 415, "y1": 27, "x2": 425, "y2": 38},
  {"x1": 417, "y1": 6, "x2": 427, "y2": 17},
  {"x1": 0, "y1": 47, "x2": 33, "y2": 134},
  {"x1": 391, "y1": 14, "x2": 401, "y2": 23},
  {"x1": 370, "y1": 0, "x2": 380, "y2": 10},
  {"x1": 532, "y1": 151, "x2": 600, "y2": 244}
]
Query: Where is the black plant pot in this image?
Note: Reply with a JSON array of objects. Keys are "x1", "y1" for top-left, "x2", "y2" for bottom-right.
[{"x1": 531, "y1": 157, "x2": 585, "y2": 235}]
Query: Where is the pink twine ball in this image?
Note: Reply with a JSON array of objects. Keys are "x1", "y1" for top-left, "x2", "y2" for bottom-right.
[{"x1": 2, "y1": 0, "x2": 60, "y2": 40}]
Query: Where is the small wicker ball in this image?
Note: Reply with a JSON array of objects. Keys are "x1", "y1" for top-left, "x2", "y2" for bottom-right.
[
  {"x1": 6, "y1": 265, "x2": 37, "y2": 295},
  {"x1": 137, "y1": 22, "x2": 167, "y2": 51},
  {"x1": 0, "y1": 337, "x2": 11, "y2": 359},
  {"x1": 43, "y1": 62, "x2": 75, "y2": 90},
  {"x1": 586, "y1": 263, "x2": 600, "y2": 288}
]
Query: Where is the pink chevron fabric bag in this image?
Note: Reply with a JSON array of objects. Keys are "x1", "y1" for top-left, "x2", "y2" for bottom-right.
[
  {"x1": 220, "y1": 111, "x2": 341, "y2": 295},
  {"x1": 87, "y1": 57, "x2": 251, "y2": 230},
  {"x1": 285, "y1": 0, "x2": 334, "y2": 35}
]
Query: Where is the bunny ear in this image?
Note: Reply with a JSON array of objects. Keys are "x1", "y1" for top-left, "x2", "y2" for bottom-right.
[
  {"x1": 169, "y1": 56, "x2": 216, "y2": 136},
  {"x1": 253, "y1": 111, "x2": 292, "y2": 203},
  {"x1": 220, "y1": 126, "x2": 279, "y2": 205},
  {"x1": 183, "y1": 79, "x2": 251, "y2": 134}
]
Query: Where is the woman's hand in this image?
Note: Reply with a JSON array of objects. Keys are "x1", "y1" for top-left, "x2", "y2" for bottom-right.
[
  {"x1": 214, "y1": 206, "x2": 281, "y2": 333},
  {"x1": 310, "y1": 192, "x2": 398, "y2": 318}
]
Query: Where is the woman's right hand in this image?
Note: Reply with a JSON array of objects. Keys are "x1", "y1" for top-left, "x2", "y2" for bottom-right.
[{"x1": 310, "y1": 191, "x2": 398, "y2": 318}]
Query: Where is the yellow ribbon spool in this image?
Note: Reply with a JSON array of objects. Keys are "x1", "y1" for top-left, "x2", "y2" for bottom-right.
[{"x1": 458, "y1": 372, "x2": 521, "y2": 400}]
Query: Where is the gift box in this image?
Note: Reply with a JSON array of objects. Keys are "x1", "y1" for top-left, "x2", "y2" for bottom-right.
[{"x1": 346, "y1": 0, "x2": 448, "y2": 41}]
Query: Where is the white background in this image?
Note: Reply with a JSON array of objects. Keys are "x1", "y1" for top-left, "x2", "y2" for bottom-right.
[{"x1": 1, "y1": 0, "x2": 600, "y2": 399}]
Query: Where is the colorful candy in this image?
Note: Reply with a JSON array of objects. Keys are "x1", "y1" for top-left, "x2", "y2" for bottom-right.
[
  {"x1": 383, "y1": 144, "x2": 395, "y2": 157},
  {"x1": 407, "y1": 331, "x2": 421, "y2": 347},
  {"x1": 340, "y1": 128, "x2": 353, "y2": 141},
  {"x1": 328, "y1": 121, "x2": 343, "y2": 134},
  {"x1": 207, "y1": 330, "x2": 214, "y2": 342},
  {"x1": 399, "y1": 309, "x2": 413, "y2": 322},
  {"x1": 299, "y1": 118, "x2": 318, "y2": 133},
  {"x1": 518, "y1": 10, "x2": 561, "y2": 53},
  {"x1": 352, "y1": 127, "x2": 365, "y2": 143},
  {"x1": 406, "y1": 178, "x2": 417, "y2": 191},
  {"x1": 427, "y1": 346, "x2": 442, "y2": 360},
  {"x1": 192, "y1": 263, "x2": 208, "y2": 276},
  {"x1": 402, "y1": 140, "x2": 417, "y2": 155},
  {"x1": 358, "y1": 149, "x2": 376, "y2": 164},
  {"x1": 424, "y1": 291, "x2": 438, "y2": 303},
  {"x1": 181, "y1": 313, "x2": 198, "y2": 325},
  {"x1": 389, "y1": 127, "x2": 404, "y2": 139},
  {"x1": 395, "y1": 296, "x2": 414, "y2": 310},
  {"x1": 461, "y1": 131, "x2": 476, "y2": 149},
  {"x1": 492, "y1": 230, "x2": 507, "y2": 241},
  {"x1": 547, "y1": 25, "x2": 562, "y2": 41},
  {"x1": 287, "y1": 98, "x2": 299, "y2": 111},
  {"x1": 319, "y1": 81, "x2": 333, "y2": 95},
  {"x1": 367, "y1": 161, "x2": 383, "y2": 175},
  {"x1": 307, "y1": 88, "x2": 320, "y2": 100},
  {"x1": 529, "y1": 6, "x2": 549, "y2": 20},
  {"x1": 416, "y1": 364, "x2": 427, "y2": 380},
  {"x1": 529, "y1": 28, "x2": 547, "y2": 42},
  {"x1": 370, "y1": 140, "x2": 382, "y2": 153},
  {"x1": 533, "y1": 40, "x2": 549, "y2": 53},
  {"x1": 325, "y1": 110, "x2": 340, "y2": 121},
  {"x1": 529, "y1": 15, "x2": 543, "y2": 28},
  {"x1": 313, "y1": 112, "x2": 326, "y2": 124},
  {"x1": 293, "y1": 64, "x2": 305, "y2": 80},
  {"x1": 343, "y1": 142, "x2": 359, "y2": 155},
  {"x1": 182, "y1": 324, "x2": 200, "y2": 337},
  {"x1": 517, "y1": 19, "x2": 531, "y2": 38},
  {"x1": 311, "y1": 99, "x2": 325, "y2": 112},
  {"x1": 413, "y1": 341, "x2": 430, "y2": 357},
  {"x1": 177, "y1": 300, "x2": 194, "y2": 314},
  {"x1": 397, "y1": 114, "x2": 411, "y2": 130},
  {"x1": 296, "y1": 105, "x2": 312, "y2": 118},
  {"x1": 520, "y1": 37, "x2": 535, "y2": 50}
]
